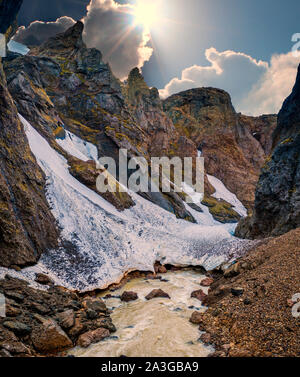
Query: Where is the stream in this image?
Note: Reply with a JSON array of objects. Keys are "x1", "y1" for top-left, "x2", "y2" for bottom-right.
[{"x1": 69, "y1": 269, "x2": 214, "y2": 357}]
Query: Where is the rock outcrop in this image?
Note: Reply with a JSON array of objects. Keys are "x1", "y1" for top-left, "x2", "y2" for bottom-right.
[
  {"x1": 0, "y1": 275, "x2": 115, "y2": 356},
  {"x1": 163, "y1": 88, "x2": 277, "y2": 212},
  {"x1": 0, "y1": 0, "x2": 58, "y2": 268},
  {"x1": 4, "y1": 22, "x2": 197, "y2": 221},
  {"x1": 236, "y1": 65, "x2": 300, "y2": 238}
]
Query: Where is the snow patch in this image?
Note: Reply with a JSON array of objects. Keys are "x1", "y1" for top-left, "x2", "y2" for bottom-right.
[
  {"x1": 0, "y1": 115, "x2": 255, "y2": 291},
  {"x1": 56, "y1": 130, "x2": 98, "y2": 162},
  {"x1": 207, "y1": 174, "x2": 247, "y2": 217},
  {"x1": 7, "y1": 40, "x2": 29, "y2": 56}
]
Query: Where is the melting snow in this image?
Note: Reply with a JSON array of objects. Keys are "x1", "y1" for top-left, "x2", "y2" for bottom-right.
[
  {"x1": 56, "y1": 130, "x2": 98, "y2": 162},
  {"x1": 7, "y1": 40, "x2": 29, "y2": 56},
  {"x1": 0, "y1": 115, "x2": 256, "y2": 291},
  {"x1": 207, "y1": 174, "x2": 247, "y2": 217}
]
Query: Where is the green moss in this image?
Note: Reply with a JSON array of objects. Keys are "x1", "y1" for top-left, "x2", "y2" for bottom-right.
[
  {"x1": 281, "y1": 137, "x2": 294, "y2": 145},
  {"x1": 201, "y1": 195, "x2": 240, "y2": 223}
]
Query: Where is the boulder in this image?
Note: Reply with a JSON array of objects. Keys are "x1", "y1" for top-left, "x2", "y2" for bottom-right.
[
  {"x1": 77, "y1": 328, "x2": 110, "y2": 348},
  {"x1": 31, "y1": 318, "x2": 72, "y2": 354},
  {"x1": 3, "y1": 321, "x2": 31, "y2": 336},
  {"x1": 191, "y1": 289, "x2": 207, "y2": 302},
  {"x1": 120, "y1": 291, "x2": 138, "y2": 302},
  {"x1": 35, "y1": 273, "x2": 53, "y2": 286},
  {"x1": 56, "y1": 309, "x2": 75, "y2": 330},
  {"x1": 82, "y1": 298, "x2": 107, "y2": 314},
  {"x1": 189, "y1": 311, "x2": 203, "y2": 324},
  {"x1": 145, "y1": 289, "x2": 170, "y2": 300},
  {"x1": 200, "y1": 278, "x2": 214, "y2": 287}
]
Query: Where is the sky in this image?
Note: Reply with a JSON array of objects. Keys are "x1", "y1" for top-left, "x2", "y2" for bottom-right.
[{"x1": 16, "y1": 0, "x2": 300, "y2": 115}]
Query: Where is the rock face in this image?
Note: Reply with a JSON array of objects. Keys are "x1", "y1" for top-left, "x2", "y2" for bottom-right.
[
  {"x1": 199, "y1": 228, "x2": 300, "y2": 357},
  {"x1": 0, "y1": 275, "x2": 115, "y2": 356},
  {"x1": 4, "y1": 21, "x2": 196, "y2": 221},
  {"x1": 163, "y1": 88, "x2": 277, "y2": 211},
  {"x1": 0, "y1": 0, "x2": 58, "y2": 268},
  {"x1": 236, "y1": 65, "x2": 300, "y2": 238}
]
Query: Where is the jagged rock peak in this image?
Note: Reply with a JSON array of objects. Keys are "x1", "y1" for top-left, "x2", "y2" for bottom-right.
[
  {"x1": 236, "y1": 63, "x2": 300, "y2": 239},
  {"x1": 164, "y1": 87, "x2": 236, "y2": 116},
  {"x1": 273, "y1": 64, "x2": 300, "y2": 147},
  {"x1": 29, "y1": 21, "x2": 85, "y2": 57},
  {"x1": 126, "y1": 67, "x2": 160, "y2": 105}
]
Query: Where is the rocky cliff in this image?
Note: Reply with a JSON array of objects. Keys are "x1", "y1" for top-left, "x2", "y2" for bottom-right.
[
  {"x1": 4, "y1": 22, "x2": 198, "y2": 221},
  {"x1": 163, "y1": 88, "x2": 277, "y2": 212},
  {"x1": 0, "y1": 0, "x2": 58, "y2": 268},
  {"x1": 236, "y1": 65, "x2": 300, "y2": 238}
]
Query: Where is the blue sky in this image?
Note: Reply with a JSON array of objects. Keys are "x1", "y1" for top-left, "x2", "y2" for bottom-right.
[
  {"x1": 143, "y1": 0, "x2": 300, "y2": 87},
  {"x1": 17, "y1": 0, "x2": 300, "y2": 115}
]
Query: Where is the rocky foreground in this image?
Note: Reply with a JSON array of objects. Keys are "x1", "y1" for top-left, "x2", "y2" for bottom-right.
[
  {"x1": 0, "y1": 275, "x2": 116, "y2": 357},
  {"x1": 193, "y1": 228, "x2": 300, "y2": 357}
]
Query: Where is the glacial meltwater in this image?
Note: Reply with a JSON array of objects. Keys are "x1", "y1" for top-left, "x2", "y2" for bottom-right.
[{"x1": 69, "y1": 269, "x2": 214, "y2": 357}]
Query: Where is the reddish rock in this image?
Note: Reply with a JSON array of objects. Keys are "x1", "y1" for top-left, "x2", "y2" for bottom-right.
[
  {"x1": 200, "y1": 278, "x2": 214, "y2": 287},
  {"x1": 189, "y1": 311, "x2": 203, "y2": 324},
  {"x1": 31, "y1": 318, "x2": 73, "y2": 354},
  {"x1": 199, "y1": 333, "x2": 212, "y2": 345},
  {"x1": 77, "y1": 328, "x2": 110, "y2": 348},
  {"x1": 191, "y1": 289, "x2": 207, "y2": 302},
  {"x1": 145, "y1": 289, "x2": 170, "y2": 300},
  {"x1": 35, "y1": 273, "x2": 53, "y2": 286},
  {"x1": 158, "y1": 266, "x2": 167, "y2": 274},
  {"x1": 56, "y1": 309, "x2": 75, "y2": 330},
  {"x1": 120, "y1": 291, "x2": 138, "y2": 302},
  {"x1": 68, "y1": 318, "x2": 87, "y2": 339}
]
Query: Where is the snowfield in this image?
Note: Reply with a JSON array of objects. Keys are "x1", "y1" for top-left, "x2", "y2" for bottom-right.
[{"x1": 0, "y1": 115, "x2": 255, "y2": 291}]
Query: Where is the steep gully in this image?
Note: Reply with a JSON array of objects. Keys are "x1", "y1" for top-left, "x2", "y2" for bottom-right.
[{"x1": 0, "y1": 11, "x2": 297, "y2": 356}]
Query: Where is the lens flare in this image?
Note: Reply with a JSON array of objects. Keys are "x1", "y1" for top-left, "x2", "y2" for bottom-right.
[{"x1": 134, "y1": 1, "x2": 157, "y2": 28}]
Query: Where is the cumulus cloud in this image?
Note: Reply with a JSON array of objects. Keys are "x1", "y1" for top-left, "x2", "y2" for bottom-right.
[
  {"x1": 159, "y1": 48, "x2": 299, "y2": 116},
  {"x1": 13, "y1": 16, "x2": 76, "y2": 46},
  {"x1": 14, "y1": 0, "x2": 153, "y2": 80},
  {"x1": 83, "y1": 0, "x2": 153, "y2": 79},
  {"x1": 238, "y1": 52, "x2": 299, "y2": 115}
]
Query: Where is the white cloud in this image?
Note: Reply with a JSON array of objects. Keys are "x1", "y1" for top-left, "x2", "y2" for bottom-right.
[
  {"x1": 13, "y1": 0, "x2": 153, "y2": 80},
  {"x1": 159, "y1": 47, "x2": 299, "y2": 116},
  {"x1": 83, "y1": 0, "x2": 153, "y2": 79},
  {"x1": 238, "y1": 52, "x2": 299, "y2": 115}
]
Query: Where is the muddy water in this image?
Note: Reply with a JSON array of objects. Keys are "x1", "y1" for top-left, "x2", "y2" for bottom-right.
[{"x1": 70, "y1": 270, "x2": 214, "y2": 357}]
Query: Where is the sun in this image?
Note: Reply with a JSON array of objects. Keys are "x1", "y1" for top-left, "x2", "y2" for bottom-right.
[{"x1": 134, "y1": 1, "x2": 158, "y2": 28}]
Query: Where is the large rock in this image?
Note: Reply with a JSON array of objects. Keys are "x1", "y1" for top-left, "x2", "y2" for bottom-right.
[
  {"x1": 163, "y1": 88, "x2": 276, "y2": 211},
  {"x1": 31, "y1": 317, "x2": 73, "y2": 354},
  {"x1": 120, "y1": 291, "x2": 138, "y2": 302},
  {"x1": 0, "y1": 1, "x2": 58, "y2": 268},
  {"x1": 236, "y1": 64, "x2": 300, "y2": 238},
  {"x1": 145, "y1": 289, "x2": 170, "y2": 300},
  {"x1": 77, "y1": 327, "x2": 110, "y2": 348},
  {"x1": 4, "y1": 22, "x2": 196, "y2": 220}
]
